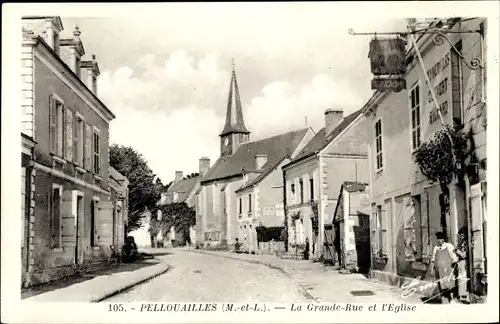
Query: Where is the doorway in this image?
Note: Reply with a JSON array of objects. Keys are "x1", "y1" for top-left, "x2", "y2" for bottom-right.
[{"x1": 75, "y1": 194, "x2": 84, "y2": 265}]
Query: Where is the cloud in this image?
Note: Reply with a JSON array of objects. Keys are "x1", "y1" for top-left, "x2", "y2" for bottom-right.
[
  {"x1": 99, "y1": 49, "x2": 371, "y2": 183},
  {"x1": 245, "y1": 73, "x2": 368, "y2": 139}
]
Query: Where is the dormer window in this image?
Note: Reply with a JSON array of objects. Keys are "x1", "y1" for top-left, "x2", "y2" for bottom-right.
[
  {"x1": 75, "y1": 55, "x2": 81, "y2": 78},
  {"x1": 53, "y1": 32, "x2": 60, "y2": 55}
]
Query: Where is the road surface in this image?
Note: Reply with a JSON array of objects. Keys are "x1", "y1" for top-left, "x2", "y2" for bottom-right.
[{"x1": 106, "y1": 250, "x2": 311, "y2": 302}]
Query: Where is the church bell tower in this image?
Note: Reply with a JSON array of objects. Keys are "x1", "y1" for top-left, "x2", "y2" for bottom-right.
[{"x1": 220, "y1": 60, "x2": 250, "y2": 157}]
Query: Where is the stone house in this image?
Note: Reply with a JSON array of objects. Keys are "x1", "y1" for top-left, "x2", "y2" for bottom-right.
[
  {"x1": 331, "y1": 182, "x2": 371, "y2": 272},
  {"x1": 282, "y1": 108, "x2": 369, "y2": 260},
  {"x1": 109, "y1": 167, "x2": 129, "y2": 254},
  {"x1": 21, "y1": 16, "x2": 118, "y2": 286},
  {"x1": 195, "y1": 67, "x2": 313, "y2": 248},
  {"x1": 363, "y1": 18, "x2": 487, "y2": 294},
  {"x1": 157, "y1": 170, "x2": 202, "y2": 246}
]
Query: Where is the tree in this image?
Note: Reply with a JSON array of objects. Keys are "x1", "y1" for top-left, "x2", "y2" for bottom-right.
[
  {"x1": 109, "y1": 144, "x2": 164, "y2": 232},
  {"x1": 158, "y1": 202, "x2": 196, "y2": 244},
  {"x1": 413, "y1": 125, "x2": 467, "y2": 238},
  {"x1": 184, "y1": 172, "x2": 200, "y2": 179}
]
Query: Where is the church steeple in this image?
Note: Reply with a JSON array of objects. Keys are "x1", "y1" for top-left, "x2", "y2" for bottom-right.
[{"x1": 220, "y1": 60, "x2": 250, "y2": 157}]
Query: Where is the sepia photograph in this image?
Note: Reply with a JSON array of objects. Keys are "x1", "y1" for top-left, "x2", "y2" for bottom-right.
[{"x1": 2, "y1": 2, "x2": 499, "y2": 323}]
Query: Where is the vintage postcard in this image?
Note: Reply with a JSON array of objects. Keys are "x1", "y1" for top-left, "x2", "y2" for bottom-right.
[{"x1": 1, "y1": 2, "x2": 499, "y2": 323}]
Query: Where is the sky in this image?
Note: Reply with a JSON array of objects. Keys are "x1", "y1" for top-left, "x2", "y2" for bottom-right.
[{"x1": 59, "y1": 4, "x2": 409, "y2": 183}]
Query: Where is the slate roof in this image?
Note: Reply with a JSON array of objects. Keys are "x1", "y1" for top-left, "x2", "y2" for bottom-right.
[
  {"x1": 159, "y1": 176, "x2": 199, "y2": 205},
  {"x1": 220, "y1": 70, "x2": 250, "y2": 136},
  {"x1": 236, "y1": 155, "x2": 290, "y2": 193},
  {"x1": 284, "y1": 108, "x2": 363, "y2": 167},
  {"x1": 109, "y1": 166, "x2": 126, "y2": 182},
  {"x1": 201, "y1": 128, "x2": 309, "y2": 184}
]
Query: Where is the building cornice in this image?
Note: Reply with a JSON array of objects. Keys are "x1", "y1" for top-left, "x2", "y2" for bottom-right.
[{"x1": 28, "y1": 36, "x2": 115, "y2": 122}]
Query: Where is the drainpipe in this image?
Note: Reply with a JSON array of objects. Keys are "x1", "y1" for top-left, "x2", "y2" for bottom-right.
[
  {"x1": 282, "y1": 168, "x2": 288, "y2": 252},
  {"x1": 316, "y1": 152, "x2": 324, "y2": 260}
]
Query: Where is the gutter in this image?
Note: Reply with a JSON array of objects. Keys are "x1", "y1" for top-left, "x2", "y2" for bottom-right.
[{"x1": 282, "y1": 151, "x2": 318, "y2": 170}]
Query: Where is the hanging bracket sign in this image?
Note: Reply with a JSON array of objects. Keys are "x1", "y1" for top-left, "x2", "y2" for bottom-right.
[
  {"x1": 369, "y1": 38, "x2": 406, "y2": 75},
  {"x1": 371, "y1": 77, "x2": 406, "y2": 92},
  {"x1": 368, "y1": 37, "x2": 407, "y2": 92}
]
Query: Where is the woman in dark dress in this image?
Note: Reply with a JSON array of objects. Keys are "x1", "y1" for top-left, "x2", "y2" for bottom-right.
[{"x1": 455, "y1": 227, "x2": 470, "y2": 303}]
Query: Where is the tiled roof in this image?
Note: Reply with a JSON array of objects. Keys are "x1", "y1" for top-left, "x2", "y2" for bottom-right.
[
  {"x1": 287, "y1": 108, "x2": 363, "y2": 166},
  {"x1": 201, "y1": 128, "x2": 309, "y2": 184},
  {"x1": 236, "y1": 155, "x2": 289, "y2": 193},
  {"x1": 160, "y1": 176, "x2": 199, "y2": 205}
]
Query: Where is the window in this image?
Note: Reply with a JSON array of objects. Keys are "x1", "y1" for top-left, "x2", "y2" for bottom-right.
[
  {"x1": 248, "y1": 194, "x2": 252, "y2": 213},
  {"x1": 92, "y1": 75, "x2": 97, "y2": 94},
  {"x1": 291, "y1": 183, "x2": 295, "y2": 203},
  {"x1": 51, "y1": 185, "x2": 62, "y2": 249},
  {"x1": 91, "y1": 198, "x2": 99, "y2": 246},
  {"x1": 375, "y1": 119, "x2": 383, "y2": 170},
  {"x1": 50, "y1": 95, "x2": 64, "y2": 157},
  {"x1": 53, "y1": 32, "x2": 60, "y2": 55},
  {"x1": 212, "y1": 184, "x2": 218, "y2": 215},
  {"x1": 173, "y1": 192, "x2": 178, "y2": 203},
  {"x1": 93, "y1": 130, "x2": 100, "y2": 174},
  {"x1": 75, "y1": 56, "x2": 81, "y2": 78},
  {"x1": 239, "y1": 198, "x2": 242, "y2": 215},
  {"x1": 410, "y1": 84, "x2": 421, "y2": 150},
  {"x1": 309, "y1": 177, "x2": 314, "y2": 202},
  {"x1": 299, "y1": 178, "x2": 304, "y2": 204},
  {"x1": 75, "y1": 115, "x2": 84, "y2": 166}
]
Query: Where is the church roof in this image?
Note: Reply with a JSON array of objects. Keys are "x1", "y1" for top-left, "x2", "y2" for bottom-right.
[
  {"x1": 220, "y1": 68, "x2": 250, "y2": 136},
  {"x1": 284, "y1": 108, "x2": 363, "y2": 168},
  {"x1": 159, "y1": 176, "x2": 200, "y2": 205},
  {"x1": 201, "y1": 128, "x2": 309, "y2": 184}
]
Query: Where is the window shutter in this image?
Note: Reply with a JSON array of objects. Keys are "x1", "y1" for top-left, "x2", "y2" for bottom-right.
[
  {"x1": 73, "y1": 114, "x2": 78, "y2": 165},
  {"x1": 84, "y1": 123, "x2": 92, "y2": 170},
  {"x1": 420, "y1": 192, "x2": 430, "y2": 260},
  {"x1": 49, "y1": 95, "x2": 57, "y2": 153},
  {"x1": 470, "y1": 183, "x2": 485, "y2": 272},
  {"x1": 61, "y1": 190, "x2": 76, "y2": 247},
  {"x1": 64, "y1": 109, "x2": 73, "y2": 161},
  {"x1": 403, "y1": 196, "x2": 416, "y2": 262},
  {"x1": 91, "y1": 200, "x2": 99, "y2": 246},
  {"x1": 98, "y1": 201, "x2": 114, "y2": 247},
  {"x1": 51, "y1": 188, "x2": 61, "y2": 248},
  {"x1": 371, "y1": 205, "x2": 379, "y2": 255},
  {"x1": 381, "y1": 205, "x2": 389, "y2": 256}
]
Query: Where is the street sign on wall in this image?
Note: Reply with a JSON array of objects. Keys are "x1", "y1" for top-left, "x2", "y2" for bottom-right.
[
  {"x1": 369, "y1": 38, "x2": 406, "y2": 75},
  {"x1": 371, "y1": 77, "x2": 406, "y2": 92}
]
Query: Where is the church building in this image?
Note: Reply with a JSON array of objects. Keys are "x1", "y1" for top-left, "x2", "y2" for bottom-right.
[{"x1": 195, "y1": 66, "x2": 313, "y2": 248}]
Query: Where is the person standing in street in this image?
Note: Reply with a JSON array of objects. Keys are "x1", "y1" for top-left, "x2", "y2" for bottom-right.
[
  {"x1": 430, "y1": 231, "x2": 459, "y2": 304},
  {"x1": 455, "y1": 227, "x2": 471, "y2": 303}
]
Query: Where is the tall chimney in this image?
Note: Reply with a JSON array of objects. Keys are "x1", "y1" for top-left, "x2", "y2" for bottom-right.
[
  {"x1": 325, "y1": 109, "x2": 344, "y2": 136},
  {"x1": 174, "y1": 171, "x2": 183, "y2": 182},
  {"x1": 199, "y1": 157, "x2": 211, "y2": 176},
  {"x1": 255, "y1": 154, "x2": 268, "y2": 170}
]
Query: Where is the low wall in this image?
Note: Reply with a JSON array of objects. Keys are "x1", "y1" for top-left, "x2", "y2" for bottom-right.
[{"x1": 258, "y1": 241, "x2": 285, "y2": 255}]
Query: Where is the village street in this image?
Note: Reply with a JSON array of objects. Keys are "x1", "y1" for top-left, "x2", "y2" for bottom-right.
[{"x1": 105, "y1": 249, "x2": 423, "y2": 304}]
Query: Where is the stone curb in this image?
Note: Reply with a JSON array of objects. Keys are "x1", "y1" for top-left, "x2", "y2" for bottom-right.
[{"x1": 91, "y1": 263, "x2": 170, "y2": 302}]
